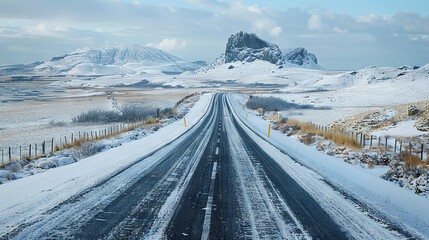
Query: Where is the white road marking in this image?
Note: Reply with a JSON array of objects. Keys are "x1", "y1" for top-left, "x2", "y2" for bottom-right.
[
  {"x1": 215, "y1": 147, "x2": 219, "y2": 155},
  {"x1": 201, "y1": 162, "x2": 218, "y2": 240},
  {"x1": 217, "y1": 138, "x2": 220, "y2": 144}
]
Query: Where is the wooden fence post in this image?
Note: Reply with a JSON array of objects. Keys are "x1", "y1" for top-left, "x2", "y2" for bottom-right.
[
  {"x1": 1, "y1": 149, "x2": 3, "y2": 166},
  {"x1": 51, "y1": 138, "x2": 54, "y2": 152},
  {"x1": 378, "y1": 137, "x2": 381, "y2": 148},
  {"x1": 20, "y1": 146, "x2": 22, "y2": 160},
  {"x1": 362, "y1": 134, "x2": 365, "y2": 148},
  {"x1": 43, "y1": 141, "x2": 46, "y2": 155},
  {"x1": 394, "y1": 139, "x2": 397, "y2": 153},
  {"x1": 409, "y1": 142, "x2": 412, "y2": 155},
  {"x1": 399, "y1": 141, "x2": 402, "y2": 154},
  {"x1": 421, "y1": 143, "x2": 424, "y2": 160},
  {"x1": 29, "y1": 144, "x2": 31, "y2": 158},
  {"x1": 8, "y1": 147, "x2": 11, "y2": 162},
  {"x1": 35, "y1": 143, "x2": 37, "y2": 157},
  {"x1": 385, "y1": 137, "x2": 388, "y2": 151},
  {"x1": 360, "y1": 133, "x2": 363, "y2": 146},
  {"x1": 370, "y1": 135, "x2": 373, "y2": 149}
]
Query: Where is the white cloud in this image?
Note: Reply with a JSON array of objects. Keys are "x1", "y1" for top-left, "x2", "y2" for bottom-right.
[
  {"x1": 332, "y1": 27, "x2": 348, "y2": 34},
  {"x1": 409, "y1": 34, "x2": 429, "y2": 41},
  {"x1": 356, "y1": 14, "x2": 378, "y2": 24},
  {"x1": 25, "y1": 23, "x2": 69, "y2": 36},
  {"x1": 186, "y1": 0, "x2": 229, "y2": 9},
  {"x1": 308, "y1": 15, "x2": 323, "y2": 30},
  {"x1": 246, "y1": 5, "x2": 263, "y2": 15},
  {"x1": 253, "y1": 19, "x2": 282, "y2": 36},
  {"x1": 270, "y1": 26, "x2": 282, "y2": 36},
  {"x1": 146, "y1": 38, "x2": 187, "y2": 51}
]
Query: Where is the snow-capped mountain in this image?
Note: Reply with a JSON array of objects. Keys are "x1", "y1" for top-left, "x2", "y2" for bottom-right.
[
  {"x1": 202, "y1": 31, "x2": 322, "y2": 72},
  {"x1": 0, "y1": 45, "x2": 206, "y2": 76}
]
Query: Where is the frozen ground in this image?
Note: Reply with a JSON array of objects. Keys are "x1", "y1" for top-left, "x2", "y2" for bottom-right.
[{"x1": 0, "y1": 84, "x2": 198, "y2": 154}]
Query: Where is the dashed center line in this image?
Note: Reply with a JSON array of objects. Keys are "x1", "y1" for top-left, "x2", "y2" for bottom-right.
[
  {"x1": 201, "y1": 162, "x2": 218, "y2": 240},
  {"x1": 215, "y1": 147, "x2": 219, "y2": 155}
]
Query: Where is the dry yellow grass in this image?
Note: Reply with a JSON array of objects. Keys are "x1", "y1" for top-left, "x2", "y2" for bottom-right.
[
  {"x1": 144, "y1": 117, "x2": 159, "y2": 125},
  {"x1": 50, "y1": 119, "x2": 158, "y2": 153},
  {"x1": 286, "y1": 118, "x2": 360, "y2": 149},
  {"x1": 402, "y1": 153, "x2": 424, "y2": 169}
]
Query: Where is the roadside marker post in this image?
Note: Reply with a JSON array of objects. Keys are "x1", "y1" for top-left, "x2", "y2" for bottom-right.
[
  {"x1": 184, "y1": 117, "x2": 187, "y2": 128},
  {"x1": 268, "y1": 122, "x2": 271, "y2": 138}
]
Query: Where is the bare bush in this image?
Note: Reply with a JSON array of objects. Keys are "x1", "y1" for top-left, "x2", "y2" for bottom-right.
[
  {"x1": 70, "y1": 142, "x2": 104, "y2": 160},
  {"x1": 159, "y1": 107, "x2": 178, "y2": 118},
  {"x1": 48, "y1": 120, "x2": 67, "y2": 127},
  {"x1": 120, "y1": 105, "x2": 156, "y2": 122},
  {"x1": 72, "y1": 104, "x2": 158, "y2": 123},
  {"x1": 72, "y1": 109, "x2": 121, "y2": 123}
]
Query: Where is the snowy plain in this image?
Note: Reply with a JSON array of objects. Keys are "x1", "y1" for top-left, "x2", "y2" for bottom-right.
[{"x1": 0, "y1": 87, "x2": 196, "y2": 153}]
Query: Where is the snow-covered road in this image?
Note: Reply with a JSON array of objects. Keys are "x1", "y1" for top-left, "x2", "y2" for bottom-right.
[{"x1": 0, "y1": 93, "x2": 425, "y2": 239}]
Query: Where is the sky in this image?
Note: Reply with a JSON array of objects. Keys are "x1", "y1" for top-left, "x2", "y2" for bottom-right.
[{"x1": 0, "y1": 0, "x2": 428, "y2": 70}]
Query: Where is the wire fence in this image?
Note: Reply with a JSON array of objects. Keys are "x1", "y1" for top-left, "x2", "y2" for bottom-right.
[
  {"x1": 0, "y1": 121, "x2": 148, "y2": 168},
  {"x1": 313, "y1": 124, "x2": 427, "y2": 160}
]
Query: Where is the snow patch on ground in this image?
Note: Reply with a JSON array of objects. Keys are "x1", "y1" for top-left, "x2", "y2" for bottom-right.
[{"x1": 373, "y1": 120, "x2": 426, "y2": 137}]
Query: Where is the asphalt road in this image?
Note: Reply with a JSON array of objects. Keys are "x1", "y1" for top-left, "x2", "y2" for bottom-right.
[{"x1": 5, "y1": 93, "x2": 394, "y2": 239}]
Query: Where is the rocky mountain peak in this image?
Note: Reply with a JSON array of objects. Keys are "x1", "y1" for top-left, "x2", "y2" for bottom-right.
[
  {"x1": 224, "y1": 31, "x2": 283, "y2": 65},
  {"x1": 283, "y1": 47, "x2": 318, "y2": 66},
  {"x1": 221, "y1": 31, "x2": 322, "y2": 69}
]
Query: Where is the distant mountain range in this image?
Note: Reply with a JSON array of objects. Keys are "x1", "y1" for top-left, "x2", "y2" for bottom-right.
[
  {"x1": 0, "y1": 32, "x2": 325, "y2": 77},
  {"x1": 0, "y1": 45, "x2": 206, "y2": 76}
]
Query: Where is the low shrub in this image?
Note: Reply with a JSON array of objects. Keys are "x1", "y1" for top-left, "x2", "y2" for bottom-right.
[
  {"x1": 70, "y1": 142, "x2": 104, "y2": 160},
  {"x1": 246, "y1": 96, "x2": 314, "y2": 111}
]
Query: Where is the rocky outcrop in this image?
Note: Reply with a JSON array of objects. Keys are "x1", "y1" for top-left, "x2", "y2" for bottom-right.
[
  {"x1": 222, "y1": 31, "x2": 321, "y2": 69},
  {"x1": 283, "y1": 47, "x2": 318, "y2": 67},
  {"x1": 225, "y1": 31, "x2": 283, "y2": 65}
]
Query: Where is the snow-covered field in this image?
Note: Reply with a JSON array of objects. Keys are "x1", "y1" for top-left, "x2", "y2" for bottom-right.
[
  {"x1": 0, "y1": 86, "x2": 197, "y2": 154},
  {"x1": 48, "y1": 60, "x2": 428, "y2": 131}
]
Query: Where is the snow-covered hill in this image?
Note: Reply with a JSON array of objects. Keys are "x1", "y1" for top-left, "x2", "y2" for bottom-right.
[{"x1": 0, "y1": 45, "x2": 206, "y2": 76}]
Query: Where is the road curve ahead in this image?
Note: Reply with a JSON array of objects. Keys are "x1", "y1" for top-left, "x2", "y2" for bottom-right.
[{"x1": 2, "y1": 93, "x2": 406, "y2": 239}]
